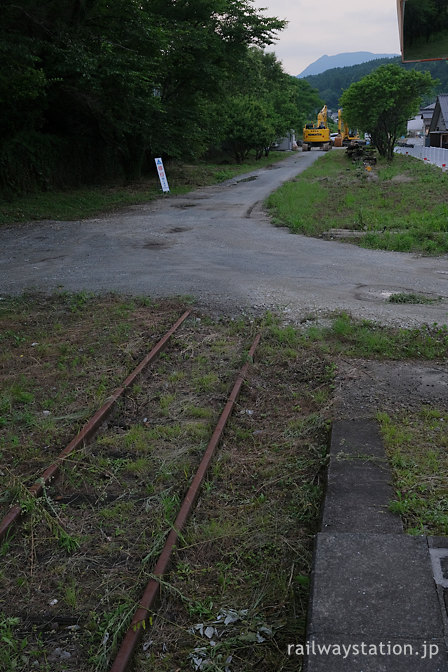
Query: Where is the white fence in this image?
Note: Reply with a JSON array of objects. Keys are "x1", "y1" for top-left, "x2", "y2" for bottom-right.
[{"x1": 394, "y1": 144, "x2": 448, "y2": 170}]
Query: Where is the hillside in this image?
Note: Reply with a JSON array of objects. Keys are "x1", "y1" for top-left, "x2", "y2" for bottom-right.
[
  {"x1": 298, "y1": 52, "x2": 398, "y2": 78},
  {"x1": 303, "y1": 57, "x2": 448, "y2": 109}
]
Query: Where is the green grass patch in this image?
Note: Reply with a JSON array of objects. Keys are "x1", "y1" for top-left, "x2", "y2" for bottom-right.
[
  {"x1": 388, "y1": 292, "x2": 440, "y2": 305},
  {"x1": 378, "y1": 409, "x2": 448, "y2": 535},
  {"x1": 266, "y1": 150, "x2": 448, "y2": 254},
  {"x1": 0, "y1": 152, "x2": 290, "y2": 226},
  {"x1": 0, "y1": 292, "x2": 187, "y2": 479},
  {"x1": 299, "y1": 312, "x2": 448, "y2": 360}
]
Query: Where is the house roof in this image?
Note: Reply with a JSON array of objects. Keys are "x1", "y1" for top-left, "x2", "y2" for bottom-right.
[
  {"x1": 421, "y1": 102, "x2": 435, "y2": 120},
  {"x1": 429, "y1": 95, "x2": 448, "y2": 133}
]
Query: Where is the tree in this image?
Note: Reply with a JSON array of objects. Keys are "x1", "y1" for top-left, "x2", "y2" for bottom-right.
[
  {"x1": 151, "y1": 2, "x2": 286, "y2": 160},
  {"x1": 217, "y1": 48, "x2": 322, "y2": 161},
  {"x1": 0, "y1": 0, "x2": 286, "y2": 193},
  {"x1": 219, "y1": 95, "x2": 273, "y2": 162},
  {"x1": 340, "y1": 63, "x2": 435, "y2": 160},
  {"x1": 294, "y1": 78, "x2": 324, "y2": 128}
]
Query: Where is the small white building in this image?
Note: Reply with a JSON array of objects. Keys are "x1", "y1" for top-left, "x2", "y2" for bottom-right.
[
  {"x1": 407, "y1": 114, "x2": 424, "y2": 136},
  {"x1": 406, "y1": 103, "x2": 436, "y2": 143},
  {"x1": 275, "y1": 131, "x2": 297, "y2": 151}
]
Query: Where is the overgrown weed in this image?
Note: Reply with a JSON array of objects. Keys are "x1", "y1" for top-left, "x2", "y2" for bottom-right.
[{"x1": 378, "y1": 409, "x2": 448, "y2": 535}]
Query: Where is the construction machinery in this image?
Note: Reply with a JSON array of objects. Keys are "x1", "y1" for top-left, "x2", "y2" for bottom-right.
[
  {"x1": 302, "y1": 105, "x2": 332, "y2": 151},
  {"x1": 333, "y1": 109, "x2": 360, "y2": 147}
]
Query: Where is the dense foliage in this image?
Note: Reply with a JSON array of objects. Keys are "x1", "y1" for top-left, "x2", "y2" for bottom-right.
[
  {"x1": 219, "y1": 49, "x2": 322, "y2": 162},
  {"x1": 340, "y1": 64, "x2": 435, "y2": 160},
  {"x1": 403, "y1": 0, "x2": 448, "y2": 59},
  {"x1": 304, "y1": 57, "x2": 448, "y2": 110},
  {"x1": 0, "y1": 0, "x2": 323, "y2": 195}
]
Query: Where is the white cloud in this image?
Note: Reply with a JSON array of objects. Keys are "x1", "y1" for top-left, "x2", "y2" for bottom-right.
[{"x1": 251, "y1": 0, "x2": 401, "y2": 75}]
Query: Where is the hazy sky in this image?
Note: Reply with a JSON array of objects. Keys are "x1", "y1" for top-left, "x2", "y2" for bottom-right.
[{"x1": 251, "y1": 0, "x2": 401, "y2": 75}]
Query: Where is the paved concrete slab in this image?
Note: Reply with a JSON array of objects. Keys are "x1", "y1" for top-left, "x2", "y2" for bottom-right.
[
  {"x1": 427, "y1": 538, "x2": 448, "y2": 646},
  {"x1": 330, "y1": 419, "x2": 390, "y2": 459},
  {"x1": 309, "y1": 533, "x2": 443, "y2": 639},
  {"x1": 303, "y1": 635, "x2": 448, "y2": 671},
  {"x1": 429, "y1": 538, "x2": 448, "y2": 550},
  {"x1": 305, "y1": 533, "x2": 448, "y2": 671},
  {"x1": 322, "y1": 420, "x2": 402, "y2": 533}
]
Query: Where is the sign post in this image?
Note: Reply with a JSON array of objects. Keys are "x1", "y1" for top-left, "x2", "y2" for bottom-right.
[{"x1": 155, "y1": 157, "x2": 170, "y2": 193}]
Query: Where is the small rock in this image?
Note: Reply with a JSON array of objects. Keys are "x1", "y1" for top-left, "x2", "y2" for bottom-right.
[
  {"x1": 204, "y1": 626, "x2": 215, "y2": 639},
  {"x1": 50, "y1": 648, "x2": 71, "y2": 660}
]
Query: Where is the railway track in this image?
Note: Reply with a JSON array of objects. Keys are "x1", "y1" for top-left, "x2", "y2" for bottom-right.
[
  {"x1": 0, "y1": 313, "x2": 263, "y2": 671},
  {"x1": 0, "y1": 310, "x2": 192, "y2": 543},
  {"x1": 0, "y1": 300, "x2": 331, "y2": 672}
]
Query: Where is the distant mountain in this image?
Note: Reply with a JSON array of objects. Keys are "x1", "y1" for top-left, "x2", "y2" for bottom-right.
[
  {"x1": 302, "y1": 57, "x2": 447, "y2": 110},
  {"x1": 297, "y1": 52, "x2": 399, "y2": 78}
]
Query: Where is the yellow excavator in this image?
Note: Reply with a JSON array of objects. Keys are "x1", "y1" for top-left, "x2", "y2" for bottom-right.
[
  {"x1": 302, "y1": 105, "x2": 332, "y2": 151},
  {"x1": 333, "y1": 108, "x2": 360, "y2": 147}
]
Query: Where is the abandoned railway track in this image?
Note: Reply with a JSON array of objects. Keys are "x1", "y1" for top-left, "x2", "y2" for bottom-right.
[
  {"x1": 0, "y1": 297, "x2": 332, "y2": 672},
  {"x1": 0, "y1": 310, "x2": 192, "y2": 543},
  {"x1": 0, "y1": 313, "x2": 263, "y2": 671}
]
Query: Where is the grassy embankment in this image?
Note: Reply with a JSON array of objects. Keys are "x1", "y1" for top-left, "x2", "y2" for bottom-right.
[
  {"x1": 0, "y1": 151, "x2": 289, "y2": 226},
  {"x1": 267, "y1": 148, "x2": 448, "y2": 254}
]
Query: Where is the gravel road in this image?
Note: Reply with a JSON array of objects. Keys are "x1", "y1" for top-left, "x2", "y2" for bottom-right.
[{"x1": 2, "y1": 151, "x2": 448, "y2": 327}]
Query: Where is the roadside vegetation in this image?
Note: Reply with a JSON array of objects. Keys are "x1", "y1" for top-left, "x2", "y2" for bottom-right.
[
  {"x1": 379, "y1": 409, "x2": 448, "y2": 536},
  {"x1": 267, "y1": 149, "x2": 448, "y2": 254},
  {"x1": 0, "y1": 152, "x2": 289, "y2": 226},
  {"x1": 1, "y1": 295, "x2": 448, "y2": 669},
  {"x1": 300, "y1": 312, "x2": 448, "y2": 360}
]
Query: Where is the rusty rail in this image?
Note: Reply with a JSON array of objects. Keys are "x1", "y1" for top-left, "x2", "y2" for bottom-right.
[
  {"x1": 109, "y1": 332, "x2": 261, "y2": 672},
  {"x1": 0, "y1": 310, "x2": 191, "y2": 542}
]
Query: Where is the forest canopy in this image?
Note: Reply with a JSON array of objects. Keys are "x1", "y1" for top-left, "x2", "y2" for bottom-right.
[{"x1": 0, "y1": 0, "x2": 322, "y2": 195}]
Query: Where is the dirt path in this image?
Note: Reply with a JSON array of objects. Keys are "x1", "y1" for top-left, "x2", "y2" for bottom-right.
[{"x1": 2, "y1": 152, "x2": 448, "y2": 327}]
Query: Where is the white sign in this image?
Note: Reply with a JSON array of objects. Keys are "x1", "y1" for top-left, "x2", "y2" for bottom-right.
[{"x1": 155, "y1": 157, "x2": 170, "y2": 192}]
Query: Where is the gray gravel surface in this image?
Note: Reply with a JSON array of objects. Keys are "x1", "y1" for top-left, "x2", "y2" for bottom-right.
[
  {"x1": 2, "y1": 151, "x2": 448, "y2": 327},
  {"x1": 334, "y1": 359, "x2": 448, "y2": 418}
]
